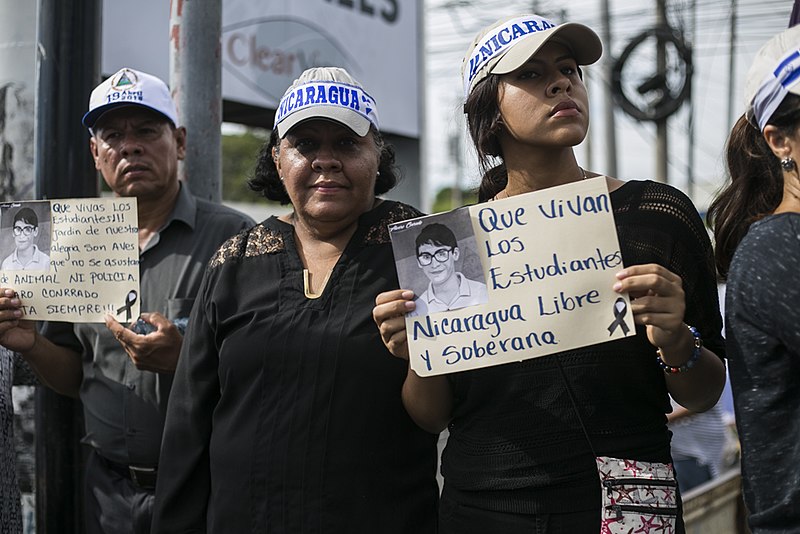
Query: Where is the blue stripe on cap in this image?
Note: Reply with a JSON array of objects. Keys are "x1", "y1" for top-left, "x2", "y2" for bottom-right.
[
  {"x1": 463, "y1": 15, "x2": 557, "y2": 96},
  {"x1": 274, "y1": 81, "x2": 379, "y2": 131}
]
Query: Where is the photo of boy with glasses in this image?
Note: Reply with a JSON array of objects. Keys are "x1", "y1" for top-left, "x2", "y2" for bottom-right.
[
  {"x1": 411, "y1": 222, "x2": 488, "y2": 316},
  {"x1": 2, "y1": 206, "x2": 50, "y2": 271}
]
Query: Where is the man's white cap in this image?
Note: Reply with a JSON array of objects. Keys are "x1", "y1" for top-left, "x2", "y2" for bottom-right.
[
  {"x1": 274, "y1": 67, "x2": 379, "y2": 138},
  {"x1": 745, "y1": 25, "x2": 800, "y2": 131},
  {"x1": 461, "y1": 13, "x2": 602, "y2": 98},
  {"x1": 82, "y1": 67, "x2": 179, "y2": 129}
]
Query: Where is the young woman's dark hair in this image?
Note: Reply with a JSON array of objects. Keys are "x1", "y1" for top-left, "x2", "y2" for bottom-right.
[
  {"x1": 249, "y1": 127, "x2": 400, "y2": 205},
  {"x1": 465, "y1": 75, "x2": 507, "y2": 203},
  {"x1": 707, "y1": 93, "x2": 800, "y2": 278}
]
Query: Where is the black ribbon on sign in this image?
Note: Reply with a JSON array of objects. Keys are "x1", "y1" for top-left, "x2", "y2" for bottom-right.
[
  {"x1": 607, "y1": 297, "x2": 630, "y2": 336},
  {"x1": 116, "y1": 290, "x2": 138, "y2": 321}
]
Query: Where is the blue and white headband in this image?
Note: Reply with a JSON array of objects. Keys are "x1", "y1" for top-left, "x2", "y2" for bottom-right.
[
  {"x1": 274, "y1": 80, "x2": 379, "y2": 138},
  {"x1": 749, "y1": 47, "x2": 800, "y2": 131},
  {"x1": 462, "y1": 15, "x2": 558, "y2": 98}
]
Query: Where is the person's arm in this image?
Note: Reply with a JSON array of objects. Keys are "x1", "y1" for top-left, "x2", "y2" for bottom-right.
[
  {"x1": 614, "y1": 264, "x2": 726, "y2": 412},
  {"x1": 666, "y1": 402, "x2": 693, "y2": 423},
  {"x1": 0, "y1": 288, "x2": 81, "y2": 397},
  {"x1": 374, "y1": 289, "x2": 453, "y2": 433},
  {"x1": 20, "y1": 329, "x2": 82, "y2": 397}
]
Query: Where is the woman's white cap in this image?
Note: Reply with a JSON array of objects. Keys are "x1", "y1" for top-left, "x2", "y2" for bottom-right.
[
  {"x1": 745, "y1": 25, "x2": 800, "y2": 131},
  {"x1": 461, "y1": 13, "x2": 602, "y2": 98},
  {"x1": 274, "y1": 67, "x2": 379, "y2": 138}
]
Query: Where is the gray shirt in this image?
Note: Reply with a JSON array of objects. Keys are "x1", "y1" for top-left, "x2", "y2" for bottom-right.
[
  {"x1": 726, "y1": 213, "x2": 800, "y2": 532},
  {"x1": 43, "y1": 184, "x2": 254, "y2": 466}
]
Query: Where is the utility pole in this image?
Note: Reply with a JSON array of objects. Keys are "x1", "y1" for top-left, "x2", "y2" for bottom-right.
[
  {"x1": 169, "y1": 0, "x2": 222, "y2": 203},
  {"x1": 655, "y1": 0, "x2": 669, "y2": 183},
  {"x1": 727, "y1": 0, "x2": 737, "y2": 129},
  {"x1": 449, "y1": 132, "x2": 463, "y2": 209},
  {"x1": 601, "y1": 0, "x2": 618, "y2": 177},
  {"x1": 0, "y1": 1, "x2": 36, "y2": 201},
  {"x1": 35, "y1": 1, "x2": 102, "y2": 532}
]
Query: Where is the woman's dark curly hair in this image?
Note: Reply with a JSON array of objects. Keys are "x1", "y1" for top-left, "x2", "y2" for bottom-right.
[{"x1": 249, "y1": 126, "x2": 399, "y2": 204}]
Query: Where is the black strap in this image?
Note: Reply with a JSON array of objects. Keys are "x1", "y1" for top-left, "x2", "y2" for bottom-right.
[{"x1": 555, "y1": 357, "x2": 598, "y2": 459}]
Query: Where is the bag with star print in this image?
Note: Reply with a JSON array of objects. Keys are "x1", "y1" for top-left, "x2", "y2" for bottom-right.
[{"x1": 596, "y1": 456, "x2": 678, "y2": 533}]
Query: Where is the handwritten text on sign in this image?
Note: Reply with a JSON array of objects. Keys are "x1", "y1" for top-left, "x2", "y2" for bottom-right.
[
  {"x1": 395, "y1": 177, "x2": 634, "y2": 376},
  {"x1": 0, "y1": 198, "x2": 140, "y2": 322}
]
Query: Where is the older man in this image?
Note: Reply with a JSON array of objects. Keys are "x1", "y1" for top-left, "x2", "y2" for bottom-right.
[{"x1": 0, "y1": 67, "x2": 253, "y2": 533}]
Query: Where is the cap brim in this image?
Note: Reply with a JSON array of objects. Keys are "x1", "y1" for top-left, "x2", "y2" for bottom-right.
[
  {"x1": 491, "y1": 23, "x2": 603, "y2": 75},
  {"x1": 276, "y1": 106, "x2": 372, "y2": 138},
  {"x1": 82, "y1": 102, "x2": 176, "y2": 129}
]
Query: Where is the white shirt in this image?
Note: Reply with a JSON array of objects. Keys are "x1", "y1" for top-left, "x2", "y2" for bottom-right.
[
  {"x1": 412, "y1": 272, "x2": 488, "y2": 316},
  {"x1": 1, "y1": 245, "x2": 50, "y2": 271}
]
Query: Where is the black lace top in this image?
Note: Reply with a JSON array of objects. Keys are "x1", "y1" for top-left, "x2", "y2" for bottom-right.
[
  {"x1": 152, "y1": 200, "x2": 439, "y2": 534},
  {"x1": 441, "y1": 180, "x2": 725, "y2": 513}
]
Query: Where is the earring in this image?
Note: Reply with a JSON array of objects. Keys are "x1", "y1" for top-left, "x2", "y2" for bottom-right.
[
  {"x1": 781, "y1": 157, "x2": 796, "y2": 172},
  {"x1": 280, "y1": 175, "x2": 285, "y2": 182},
  {"x1": 376, "y1": 171, "x2": 381, "y2": 178}
]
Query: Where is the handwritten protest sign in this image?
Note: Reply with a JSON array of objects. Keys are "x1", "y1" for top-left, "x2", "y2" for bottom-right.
[
  {"x1": 389, "y1": 177, "x2": 634, "y2": 376},
  {"x1": 0, "y1": 198, "x2": 139, "y2": 322}
]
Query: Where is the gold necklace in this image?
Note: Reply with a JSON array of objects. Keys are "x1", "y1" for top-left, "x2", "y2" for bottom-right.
[
  {"x1": 303, "y1": 268, "x2": 333, "y2": 299},
  {"x1": 287, "y1": 212, "x2": 336, "y2": 299}
]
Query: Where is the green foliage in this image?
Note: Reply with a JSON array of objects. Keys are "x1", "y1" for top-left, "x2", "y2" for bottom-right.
[
  {"x1": 221, "y1": 128, "x2": 271, "y2": 203},
  {"x1": 431, "y1": 186, "x2": 478, "y2": 213}
]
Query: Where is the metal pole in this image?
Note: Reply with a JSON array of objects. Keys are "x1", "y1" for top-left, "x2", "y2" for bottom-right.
[
  {"x1": 656, "y1": 0, "x2": 668, "y2": 183},
  {"x1": 0, "y1": 0, "x2": 37, "y2": 201},
  {"x1": 35, "y1": 0, "x2": 101, "y2": 200},
  {"x1": 169, "y1": 0, "x2": 222, "y2": 203},
  {"x1": 727, "y1": 0, "x2": 737, "y2": 129},
  {"x1": 449, "y1": 132, "x2": 462, "y2": 208},
  {"x1": 34, "y1": 0, "x2": 101, "y2": 531},
  {"x1": 600, "y1": 0, "x2": 618, "y2": 177},
  {"x1": 0, "y1": 1, "x2": 38, "y2": 531}
]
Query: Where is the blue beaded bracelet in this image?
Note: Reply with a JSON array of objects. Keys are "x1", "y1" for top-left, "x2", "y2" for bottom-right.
[{"x1": 656, "y1": 325, "x2": 702, "y2": 374}]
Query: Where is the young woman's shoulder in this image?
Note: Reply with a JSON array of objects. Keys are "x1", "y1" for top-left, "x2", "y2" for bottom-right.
[
  {"x1": 609, "y1": 179, "x2": 700, "y2": 218},
  {"x1": 737, "y1": 213, "x2": 800, "y2": 256}
]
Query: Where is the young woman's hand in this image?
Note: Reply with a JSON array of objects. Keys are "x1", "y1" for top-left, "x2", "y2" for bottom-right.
[
  {"x1": 373, "y1": 289, "x2": 416, "y2": 360},
  {"x1": 613, "y1": 264, "x2": 688, "y2": 351}
]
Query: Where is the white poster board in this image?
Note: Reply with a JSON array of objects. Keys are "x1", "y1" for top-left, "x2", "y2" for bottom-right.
[
  {"x1": 389, "y1": 177, "x2": 634, "y2": 376},
  {"x1": 0, "y1": 198, "x2": 140, "y2": 322}
]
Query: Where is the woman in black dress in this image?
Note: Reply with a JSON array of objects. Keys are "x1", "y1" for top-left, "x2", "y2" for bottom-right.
[{"x1": 152, "y1": 67, "x2": 439, "y2": 533}]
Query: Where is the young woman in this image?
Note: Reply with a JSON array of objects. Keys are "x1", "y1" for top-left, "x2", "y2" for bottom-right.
[
  {"x1": 375, "y1": 14, "x2": 726, "y2": 533},
  {"x1": 707, "y1": 25, "x2": 800, "y2": 533}
]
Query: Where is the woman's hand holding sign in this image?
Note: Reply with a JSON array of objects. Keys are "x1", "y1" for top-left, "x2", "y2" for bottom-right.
[
  {"x1": 0, "y1": 288, "x2": 34, "y2": 352},
  {"x1": 373, "y1": 289, "x2": 416, "y2": 361},
  {"x1": 613, "y1": 263, "x2": 725, "y2": 412},
  {"x1": 613, "y1": 263, "x2": 686, "y2": 349}
]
